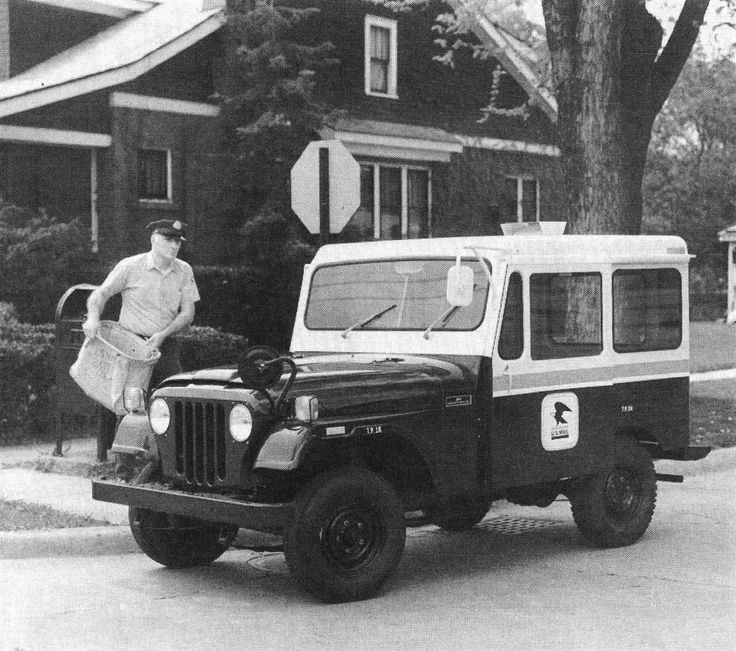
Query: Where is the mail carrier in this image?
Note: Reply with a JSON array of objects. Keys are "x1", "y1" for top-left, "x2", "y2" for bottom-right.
[{"x1": 93, "y1": 231, "x2": 710, "y2": 602}]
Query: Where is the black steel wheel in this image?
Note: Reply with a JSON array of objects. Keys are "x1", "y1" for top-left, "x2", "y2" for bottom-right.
[
  {"x1": 568, "y1": 437, "x2": 657, "y2": 548},
  {"x1": 284, "y1": 468, "x2": 406, "y2": 602},
  {"x1": 129, "y1": 508, "x2": 238, "y2": 568},
  {"x1": 429, "y1": 497, "x2": 490, "y2": 531}
]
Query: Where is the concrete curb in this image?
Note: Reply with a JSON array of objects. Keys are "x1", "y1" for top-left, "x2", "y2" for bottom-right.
[{"x1": 0, "y1": 526, "x2": 138, "y2": 560}]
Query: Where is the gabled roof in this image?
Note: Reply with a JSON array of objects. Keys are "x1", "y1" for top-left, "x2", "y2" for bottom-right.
[
  {"x1": 24, "y1": 0, "x2": 168, "y2": 19},
  {"x1": 445, "y1": 0, "x2": 557, "y2": 121},
  {"x1": 0, "y1": 0, "x2": 225, "y2": 118},
  {"x1": 0, "y1": 0, "x2": 555, "y2": 123}
]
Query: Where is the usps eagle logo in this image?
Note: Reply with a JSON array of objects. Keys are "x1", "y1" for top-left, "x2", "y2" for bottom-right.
[{"x1": 541, "y1": 393, "x2": 579, "y2": 452}]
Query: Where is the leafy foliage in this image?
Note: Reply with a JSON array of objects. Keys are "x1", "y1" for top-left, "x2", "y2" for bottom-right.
[
  {"x1": 216, "y1": 1, "x2": 337, "y2": 210},
  {"x1": 213, "y1": 0, "x2": 338, "y2": 264},
  {"x1": 0, "y1": 204, "x2": 97, "y2": 323},
  {"x1": 644, "y1": 53, "x2": 736, "y2": 297},
  {"x1": 0, "y1": 307, "x2": 55, "y2": 444}
]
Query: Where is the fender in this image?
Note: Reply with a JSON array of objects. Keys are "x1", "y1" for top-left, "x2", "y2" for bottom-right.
[
  {"x1": 254, "y1": 424, "x2": 312, "y2": 471},
  {"x1": 111, "y1": 413, "x2": 159, "y2": 461}
]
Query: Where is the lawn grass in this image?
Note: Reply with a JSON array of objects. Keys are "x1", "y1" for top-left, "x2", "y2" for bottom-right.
[
  {"x1": 0, "y1": 500, "x2": 108, "y2": 531},
  {"x1": 690, "y1": 322, "x2": 736, "y2": 372}
]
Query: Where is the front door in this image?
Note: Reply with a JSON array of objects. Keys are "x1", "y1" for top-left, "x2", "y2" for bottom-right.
[{"x1": 490, "y1": 267, "x2": 614, "y2": 490}]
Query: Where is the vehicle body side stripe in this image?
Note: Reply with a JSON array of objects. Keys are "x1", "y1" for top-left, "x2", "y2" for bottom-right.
[{"x1": 493, "y1": 359, "x2": 688, "y2": 395}]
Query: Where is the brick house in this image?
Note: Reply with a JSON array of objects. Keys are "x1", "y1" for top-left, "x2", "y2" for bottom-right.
[{"x1": 0, "y1": 0, "x2": 561, "y2": 265}]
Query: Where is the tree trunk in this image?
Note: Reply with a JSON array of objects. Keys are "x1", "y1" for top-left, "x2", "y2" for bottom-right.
[{"x1": 541, "y1": 0, "x2": 709, "y2": 234}]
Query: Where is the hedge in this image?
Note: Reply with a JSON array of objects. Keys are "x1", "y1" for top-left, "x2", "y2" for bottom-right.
[
  {"x1": 0, "y1": 316, "x2": 55, "y2": 445},
  {"x1": 0, "y1": 317, "x2": 248, "y2": 446},
  {"x1": 192, "y1": 264, "x2": 304, "y2": 350}
]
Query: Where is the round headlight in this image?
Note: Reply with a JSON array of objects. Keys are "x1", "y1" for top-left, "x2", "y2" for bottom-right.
[
  {"x1": 149, "y1": 398, "x2": 170, "y2": 435},
  {"x1": 229, "y1": 404, "x2": 253, "y2": 442}
]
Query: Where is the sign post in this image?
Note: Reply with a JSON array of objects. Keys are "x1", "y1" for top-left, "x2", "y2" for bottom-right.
[{"x1": 291, "y1": 140, "x2": 361, "y2": 240}]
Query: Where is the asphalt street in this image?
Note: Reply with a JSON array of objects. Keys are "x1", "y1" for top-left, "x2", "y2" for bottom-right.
[{"x1": 1, "y1": 467, "x2": 733, "y2": 651}]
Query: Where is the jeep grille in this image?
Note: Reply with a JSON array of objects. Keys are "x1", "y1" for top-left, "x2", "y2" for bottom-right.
[{"x1": 173, "y1": 401, "x2": 227, "y2": 485}]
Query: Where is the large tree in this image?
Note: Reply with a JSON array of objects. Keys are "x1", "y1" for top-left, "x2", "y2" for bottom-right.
[{"x1": 541, "y1": 0, "x2": 710, "y2": 233}]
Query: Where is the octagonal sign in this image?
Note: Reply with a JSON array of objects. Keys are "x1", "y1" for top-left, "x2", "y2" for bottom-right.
[{"x1": 291, "y1": 140, "x2": 361, "y2": 234}]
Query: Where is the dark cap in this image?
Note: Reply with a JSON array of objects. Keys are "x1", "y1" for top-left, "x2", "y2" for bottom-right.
[{"x1": 147, "y1": 219, "x2": 187, "y2": 241}]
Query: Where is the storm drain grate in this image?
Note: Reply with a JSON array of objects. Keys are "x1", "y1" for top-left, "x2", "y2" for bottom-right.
[{"x1": 474, "y1": 515, "x2": 564, "y2": 536}]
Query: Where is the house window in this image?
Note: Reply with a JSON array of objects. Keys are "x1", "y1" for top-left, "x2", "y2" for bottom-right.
[
  {"x1": 365, "y1": 15, "x2": 398, "y2": 98},
  {"x1": 505, "y1": 176, "x2": 539, "y2": 222},
  {"x1": 344, "y1": 164, "x2": 430, "y2": 241},
  {"x1": 138, "y1": 149, "x2": 171, "y2": 202}
]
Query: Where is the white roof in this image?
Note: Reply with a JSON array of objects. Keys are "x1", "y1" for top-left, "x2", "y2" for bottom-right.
[
  {"x1": 311, "y1": 234, "x2": 690, "y2": 266},
  {"x1": 0, "y1": 0, "x2": 225, "y2": 118}
]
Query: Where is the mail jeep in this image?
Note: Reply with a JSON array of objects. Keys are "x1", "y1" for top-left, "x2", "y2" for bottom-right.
[{"x1": 93, "y1": 232, "x2": 710, "y2": 602}]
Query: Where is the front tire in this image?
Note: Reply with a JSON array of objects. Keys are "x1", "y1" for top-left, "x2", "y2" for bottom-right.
[
  {"x1": 129, "y1": 508, "x2": 238, "y2": 568},
  {"x1": 284, "y1": 468, "x2": 406, "y2": 602},
  {"x1": 568, "y1": 437, "x2": 656, "y2": 548}
]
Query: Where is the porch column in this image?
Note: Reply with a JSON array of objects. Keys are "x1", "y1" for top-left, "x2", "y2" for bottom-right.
[{"x1": 90, "y1": 148, "x2": 99, "y2": 253}]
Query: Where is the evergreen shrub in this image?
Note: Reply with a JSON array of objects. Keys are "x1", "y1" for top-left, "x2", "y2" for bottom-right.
[
  {"x1": 193, "y1": 263, "x2": 305, "y2": 350},
  {"x1": 0, "y1": 205, "x2": 97, "y2": 324},
  {"x1": 0, "y1": 320, "x2": 248, "y2": 446},
  {"x1": 0, "y1": 308, "x2": 55, "y2": 444}
]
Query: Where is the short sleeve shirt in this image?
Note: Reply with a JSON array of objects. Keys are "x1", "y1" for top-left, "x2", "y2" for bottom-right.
[{"x1": 98, "y1": 252, "x2": 200, "y2": 337}]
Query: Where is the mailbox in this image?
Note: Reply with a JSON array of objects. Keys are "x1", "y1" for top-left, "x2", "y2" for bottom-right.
[{"x1": 54, "y1": 285, "x2": 120, "y2": 460}]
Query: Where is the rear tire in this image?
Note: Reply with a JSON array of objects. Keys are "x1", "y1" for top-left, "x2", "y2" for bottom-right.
[
  {"x1": 129, "y1": 508, "x2": 238, "y2": 568},
  {"x1": 568, "y1": 437, "x2": 656, "y2": 548},
  {"x1": 284, "y1": 468, "x2": 406, "y2": 602}
]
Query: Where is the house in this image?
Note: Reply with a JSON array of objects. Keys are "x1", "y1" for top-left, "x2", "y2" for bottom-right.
[{"x1": 0, "y1": 0, "x2": 561, "y2": 264}]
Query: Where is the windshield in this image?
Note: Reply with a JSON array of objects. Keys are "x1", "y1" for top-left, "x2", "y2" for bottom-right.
[{"x1": 305, "y1": 258, "x2": 491, "y2": 332}]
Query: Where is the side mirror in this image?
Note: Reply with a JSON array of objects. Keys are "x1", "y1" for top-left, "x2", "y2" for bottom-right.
[{"x1": 446, "y1": 264, "x2": 474, "y2": 307}]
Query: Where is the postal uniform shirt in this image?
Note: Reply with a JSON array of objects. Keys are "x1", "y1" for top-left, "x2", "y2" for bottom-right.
[{"x1": 98, "y1": 252, "x2": 200, "y2": 337}]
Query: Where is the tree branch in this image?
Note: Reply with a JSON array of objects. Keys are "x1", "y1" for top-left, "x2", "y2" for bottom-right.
[{"x1": 651, "y1": 0, "x2": 710, "y2": 114}]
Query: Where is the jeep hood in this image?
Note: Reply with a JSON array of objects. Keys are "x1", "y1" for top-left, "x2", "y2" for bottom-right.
[{"x1": 162, "y1": 354, "x2": 478, "y2": 419}]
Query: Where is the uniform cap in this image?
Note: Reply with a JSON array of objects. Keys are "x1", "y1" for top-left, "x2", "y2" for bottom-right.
[{"x1": 147, "y1": 219, "x2": 187, "y2": 241}]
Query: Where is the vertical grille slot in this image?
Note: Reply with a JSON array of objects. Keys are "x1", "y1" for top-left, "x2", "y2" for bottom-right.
[{"x1": 173, "y1": 400, "x2": 228, "y2": 486}]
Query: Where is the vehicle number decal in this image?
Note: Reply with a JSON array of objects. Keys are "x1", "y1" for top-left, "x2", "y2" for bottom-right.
[
  {"x1": 446, "y1": 395, "x2": 472, "y2": 408},
  {"x1": 541, "y1": 392, "x2": 579, "y2": 451},
  {"x1": 352, "y1": 424, "x2": 386, "y2": 436}
]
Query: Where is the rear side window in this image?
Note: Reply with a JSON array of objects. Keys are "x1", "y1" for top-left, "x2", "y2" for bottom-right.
[
  {"x1": 530, "y1": 273, "x2": 602, "y2": 360},
  {"x1": 613, "y1": 269, "x2": 682, "y2": 352},
  {"x1": 498, "y1": 272, "x2": 523, "y2": 360}
]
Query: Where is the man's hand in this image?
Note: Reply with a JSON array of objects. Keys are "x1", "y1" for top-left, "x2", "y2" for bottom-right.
[
  {"x1": 82, "y1": 316, "x2": 100, "y2": 340},
  {"x1": 146, "y1": 332, "x2": 167, "y2": 351}
]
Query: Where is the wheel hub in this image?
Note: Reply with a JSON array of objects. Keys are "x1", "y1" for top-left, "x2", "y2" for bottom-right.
[
  {"x1": 604, "y1": 467, "x2": 640, "y2": 518},
  {"x1": 322, "y1": 507, "x2": 380, "y2": 569}
]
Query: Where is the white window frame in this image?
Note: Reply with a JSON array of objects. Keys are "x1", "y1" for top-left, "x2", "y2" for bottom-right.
[
  {"x1": 507, "y1": 175, "x2": 539, "y2": 222},
  {"x1": 365, "y1": 15, "x2": 398, "y2": 99},
  {"x1": 138, "y1": 148, "x2": 173, "y2": 204},
  {"x1": 364, "y1": 162, "x2": 431, "y2": 239}
]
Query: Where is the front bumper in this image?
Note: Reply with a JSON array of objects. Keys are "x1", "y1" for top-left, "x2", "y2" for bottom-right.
[{"x1": 92, "y1": 480, "x2": 294, "y2": 533}]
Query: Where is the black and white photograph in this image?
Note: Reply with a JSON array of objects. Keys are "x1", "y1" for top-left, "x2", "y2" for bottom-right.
[{"x1": 0, "y1": 0, "x2": 734, "y2": 648}]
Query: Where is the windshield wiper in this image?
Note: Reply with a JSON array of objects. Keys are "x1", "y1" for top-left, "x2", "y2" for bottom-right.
[
  {"x1": 423, "y1": 305, "x2": 462, "y2": 340},
  {"x1": 341, "y1": 304, "x2": 397, "y2": 338}
]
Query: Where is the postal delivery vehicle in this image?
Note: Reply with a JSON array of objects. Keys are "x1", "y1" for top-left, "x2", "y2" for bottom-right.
[{"x1": 93, "y1": 225, "x2": 710, "y2": 602}]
